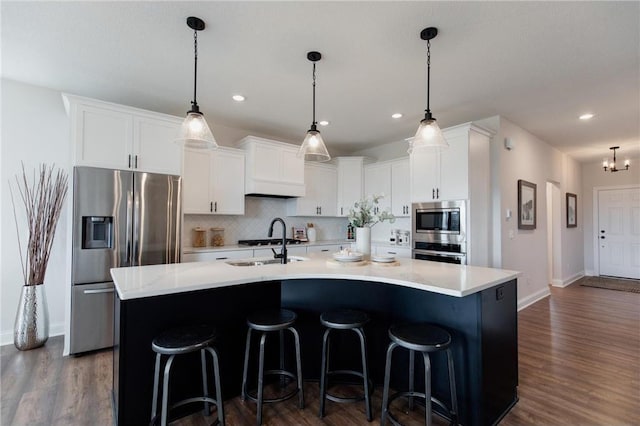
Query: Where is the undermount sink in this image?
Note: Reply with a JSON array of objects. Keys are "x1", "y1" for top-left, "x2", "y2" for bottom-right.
[{"x1": 226, "y1": 256, "x2": 309, "y2": 267}]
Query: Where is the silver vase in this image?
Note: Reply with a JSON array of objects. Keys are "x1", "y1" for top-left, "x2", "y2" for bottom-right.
[{"x1": 14, "y1": 284, "x2": 49, "y2": 350}]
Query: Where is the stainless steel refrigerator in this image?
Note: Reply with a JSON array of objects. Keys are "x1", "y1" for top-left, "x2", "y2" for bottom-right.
[{"x1": 70, "y1": 166, "x2": 181, "y2": 354}]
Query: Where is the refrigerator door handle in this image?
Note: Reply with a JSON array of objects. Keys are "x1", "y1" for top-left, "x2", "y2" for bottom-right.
[{"x1": 83, "y1": 288, "x2": 115, "y2": 295}]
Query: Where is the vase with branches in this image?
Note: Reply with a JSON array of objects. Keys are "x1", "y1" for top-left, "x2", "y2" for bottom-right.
[
  {"x1": 10, "y1": 163, "x2": 68, "y2": 350},
  {"x1": 347, "y1": 194, "x2": 395, "y2": 256}
]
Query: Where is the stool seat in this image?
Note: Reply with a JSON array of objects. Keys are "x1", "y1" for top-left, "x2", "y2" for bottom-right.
[
  {"x1": 321, "y1": 309, "x2": 369, "y2": 329},
  {"x1": 247, "y1": 309, "x2": 297, "y2": 331},
  {"x1": 152, "y1": 324, "x2": 216, "y2": 355},
  {"x1": 389, "y1": 323, "x2": 451, "y2": 352}
]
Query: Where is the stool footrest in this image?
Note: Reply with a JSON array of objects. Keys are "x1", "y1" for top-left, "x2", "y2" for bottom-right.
[
  {"x1": 384, "y1": 390, "x2": 455, "y2": 425},
  {"x1": 325, "y1": 369, "x2": 374, "y2": 403},
  {"x1": 150, "y1": 396, "x2": 223, "y2": 426},
  {"x1": 244, "y1": 369, "x2": 301, "y2": 404}
]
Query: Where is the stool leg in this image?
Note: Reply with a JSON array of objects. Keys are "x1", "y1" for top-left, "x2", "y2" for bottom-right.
[
  {"x1": 241, "y1": 328, "x2": 252, "y2": 401},
  {"x1": 206, "y1": 346, "x2": 226, "y2": 426},
  {"x1": 318, "y1": 327, "x2": 331, "y2": 418},
  {"x1": 288, "y1": 326, "x2": 305, "y2": 409},
  {"x1": 279, "y1": 329, "x2": 286, "y2": 388},
  {"x1": 201, "y1": 349, "x2": 210, "y2": 415},
  {"x1": 446, "y1": 348, "x2": 458, "y2": 425},
  {"x1": 160, "y1": 355, "x2": 175, "y2": 426},
  {"x1": 256, "y1": 332, "x2": 267, "y2": 426},
  {"x1": 422, "y1": 352, "x2": 432, "y2": 426},
  {"x1": 408, "y1": 349, "x2": 415, "y2": 411},
  {"x1": 381, "y1": 342, "x2": 398, "y2": 426},
  {"x1": 151, "y1": 353, "x2": 162, "y2": 423},
  {"x1": 354, "y1": 327, "x2": 372, "y2": 422}
]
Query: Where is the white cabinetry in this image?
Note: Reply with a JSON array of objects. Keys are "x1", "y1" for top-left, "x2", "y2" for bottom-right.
[
  {"x1": 336, "y1": 157, "x2": 364, "y2": 217},
  {"x1": 410, "y1": 123, "x2": 491, "y2": 203},
  {"x1": 253, "y1": 246, "x2": 307, "y2": 258},
  {"x1": 373, "y1": 245, "x2": 412, "y2": 259},
  {"x1": 307, "y1": 244, "x2": 347, "y2": 254},
  {"x1": 182, "y1": 250, "x2": 249, "y2": 262},
  {"x1": 63, "y1": 94, "x2": 182, "y2": 175},
  {"x1": 237, "y1": 136, "x2": 305, "y2": 197},
  {"x1": 183, "y1": 147, "x2": 245, "y2": 215},
  {"x1": 364, "y1": 158, "x2": 411, "y2": 217},
  {"x1": 288, "y1": 163, "x2": 337, "y2": 216}
]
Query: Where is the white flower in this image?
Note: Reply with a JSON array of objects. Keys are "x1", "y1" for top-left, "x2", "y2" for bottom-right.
[{"x1": 348, "y1": 194, "x2": 395, "y2": 228}]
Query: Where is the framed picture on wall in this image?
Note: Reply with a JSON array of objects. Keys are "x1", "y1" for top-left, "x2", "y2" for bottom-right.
[
  {"x1": 518, "y1": 179, "x2": 537, "y2": 230},
  {"x1": 566, "y1": 193, "x2": 577, "y2": 228}
]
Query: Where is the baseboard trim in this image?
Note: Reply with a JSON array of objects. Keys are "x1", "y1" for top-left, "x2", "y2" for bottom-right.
[
  {"x1": 0, "y1": 322, "x2": 65, "y2": 347},
  {"x1": 585, "y1": 269, "x2": 597, "y2": 277},
  {"x1": 551, "y1": 271, "x2": 585, "y2": 288},
  {"x1": 518, "y1": 287, "x2": 551, "y2": 311}
]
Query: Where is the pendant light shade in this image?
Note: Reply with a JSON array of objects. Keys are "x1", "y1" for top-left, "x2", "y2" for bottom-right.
[
  {"x1": 298, "y1": 51, "x2": 330, "y2": 162},
  {"x1": 176, "y1": 16, "x2": 218, "y2": 150},
  {"x1": 409, "y1": 27, "x2": 448, "y2": 153}
]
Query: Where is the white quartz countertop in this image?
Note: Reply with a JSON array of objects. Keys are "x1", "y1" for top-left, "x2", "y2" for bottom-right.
[{"x1": 111, "y1": 253, "x2": 520, "y2": 301}]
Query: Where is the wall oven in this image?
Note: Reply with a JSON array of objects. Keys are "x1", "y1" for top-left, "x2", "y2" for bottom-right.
[{"x1": 412, "y1": 200, "x2": 467, "y2": 264}]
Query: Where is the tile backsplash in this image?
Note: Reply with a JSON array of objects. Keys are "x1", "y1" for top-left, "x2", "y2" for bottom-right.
[{"x1": 183, "y1": 197, "x2": 349, "y2": 247}]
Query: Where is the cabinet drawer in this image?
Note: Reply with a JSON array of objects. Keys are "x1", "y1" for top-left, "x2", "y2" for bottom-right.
[{"x1": 182, "y1": 250, "x2": 250, "y2": 262}]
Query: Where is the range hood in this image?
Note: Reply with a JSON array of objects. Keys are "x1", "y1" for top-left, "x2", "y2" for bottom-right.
[{"x1": 238, "y1": 136, "x2": 305, "y2": 198}]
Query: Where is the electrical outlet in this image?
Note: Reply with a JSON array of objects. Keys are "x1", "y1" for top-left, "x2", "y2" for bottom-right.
[{"x1": 496, "y1": 286, "x2": 504, "y2": 300}]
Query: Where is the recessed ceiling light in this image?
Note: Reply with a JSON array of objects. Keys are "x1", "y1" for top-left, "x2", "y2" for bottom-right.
[
  {"x1": 232, "y1": 95, "x2": 245, "y2": 102},
  {"x1": 319, "y1": 120, "x2": 329, "y2": 126},
  {"x1": 579, "y1": 113, "x2": 594, "y2": 120},
  {"x1": 392, "y1": 113, "x2": 403, "y2": 119}
]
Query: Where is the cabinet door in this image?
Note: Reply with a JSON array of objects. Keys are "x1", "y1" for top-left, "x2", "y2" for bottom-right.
[
  {"x1": 282, "y1": 148, "x2": 305, "y2": 185},
  {"x1": 439, "y1": 134, "x2": 469, "y2": 200},
  {"x1": 315, "y1": 165, "x2": 337, "y2": 216},
  {"x1": 75, "y1": 104, "x2": 132, "y2": 169},
  {"x1": 291, "y1": 165, "x2": 323, "y2": 216},
  {"x1": 211, "y1": 150, "x2": 245, "y2": 215},
  {"x1": 182, "y1": 149, "x2": 213, "y2": 214},
  {"x1": 337, "y1": 158, "x2": 364, "y2": 216},
  {"x1": 391, "y1": 159, "x2": 411, "y2": 216},
  {"x1": 410, "y1": 149, "x2": 439, "y2": 202},
  {"x1": 307, "y1": 244, "x2": 344, "y2": 254},
  {"x1": 364, "y1": 163, "x2": 392, "y2": 212},
  {"x1": 182, "y1": 250, "x2": 249, "y2": 262},
  {"x1": 133, "y1": 115, "x2": 182, "y2": 175}
]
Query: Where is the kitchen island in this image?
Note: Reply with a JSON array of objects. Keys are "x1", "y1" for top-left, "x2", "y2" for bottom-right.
[{"x1": 111, "y1": 254, "x2": 519, "y2": 425}]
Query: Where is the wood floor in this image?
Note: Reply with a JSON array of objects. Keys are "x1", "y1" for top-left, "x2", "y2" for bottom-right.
[{"x1": 2, "y1": 277, "x2": 639, "y2": 425}]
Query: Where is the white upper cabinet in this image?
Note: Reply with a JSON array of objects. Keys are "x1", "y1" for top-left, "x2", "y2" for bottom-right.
[
  {"x1": 288, "y1": 162, "x2": 337, "y2": 216},
  {"x1": 183, "y1": 147, "x2": 245, "y2": 215},
  {"x1": 364, "y1": 163, "x2": 392, "y2": 212},
  {"x1": 364, "y1": 158, "x2": 411, "y2": 217},
  {"x1": 410, "y1": 123, "x2": 490, "y2": 202},
  {"x1": 63, "y1": 94, "x2": 182, "y2": 175},
  {"x1": 336, "y1": 157, "x2": 364, "y2": 217},
  {"x1": 391, "y1": 158, "x2": 411, "y2": 217},
  {"x1": 237, "y1": 136, "x2": 305, "y2": 197}
]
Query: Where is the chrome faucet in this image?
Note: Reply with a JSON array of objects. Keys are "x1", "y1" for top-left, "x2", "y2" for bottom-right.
[{"x1": 268, "y1": 217, "x2": 288, "y2": 264}]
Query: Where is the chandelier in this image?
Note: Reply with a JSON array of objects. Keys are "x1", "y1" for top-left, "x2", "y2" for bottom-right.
[{"x1": 602, "y1": 146, "x2": 630, "y2": 172}]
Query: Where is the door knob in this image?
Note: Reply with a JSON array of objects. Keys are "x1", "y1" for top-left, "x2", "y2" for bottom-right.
[
  {"x1": 600, "y1": 236, "x2": 605, "y2": 239},
  {"x1": 600, "y1": 230, "x2": 605, "y2": 233}
]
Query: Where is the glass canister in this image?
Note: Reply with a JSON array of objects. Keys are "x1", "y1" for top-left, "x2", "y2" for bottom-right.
[
  {"x1": 211, "y1": 227, "x2": 225, "y2": 247},
  {"x1": 192, "y1": 227, "x2": 207, "y2": 248}
]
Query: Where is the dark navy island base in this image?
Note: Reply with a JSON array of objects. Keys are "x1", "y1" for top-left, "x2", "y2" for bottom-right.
[{"x1": 113, "y1": 278, "x2": 518, "y2": 425}]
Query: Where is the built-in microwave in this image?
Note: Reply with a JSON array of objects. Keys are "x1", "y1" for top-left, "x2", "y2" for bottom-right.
[
  {"x1": 412, "y1": 200, "x2": 466, "y2": 242},
  {"x1": 412, "y1": 200, "x2": 467, "y2": 264}
]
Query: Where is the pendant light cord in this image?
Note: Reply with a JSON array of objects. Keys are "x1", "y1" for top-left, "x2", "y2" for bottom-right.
[
  {"x1": 312, "y1": 62, "x2": 317, "y2": 126},
  {"x1": 192, "y1": 30, "x2": 198, "y2": 106},
  {"x1": 426, "y1": 39, "x2": 431, "y2": 114}
]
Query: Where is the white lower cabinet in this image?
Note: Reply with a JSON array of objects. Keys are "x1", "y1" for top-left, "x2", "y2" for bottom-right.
[
  {"x1": 373, "y1": 245, "x2": 412, "y2": 259},
  {"x1": 182, "y1": 250, "x2": 249, "y2": 263},
  {"x1": 183, "y1": 147, "x2": 245, "y2": 215},
  {"x1": 307, "y1": 244, "x2": 346, "y2": 254},
  {"x1": 253, "y1": 246, "x2": 307, "y2": 258}
]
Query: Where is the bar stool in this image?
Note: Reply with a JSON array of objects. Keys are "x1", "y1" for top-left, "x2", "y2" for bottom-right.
[
  {"x1": 241, "y1": 309, "x2": 304, "y2": 425},
  {"x1": 150, "y1": 324, "x2": 225, "y2": 426},
  {"x1": 381, "y1": 323, "x2": 458, "y2": 426},
  {"x1": 319, "y1": 309, "x2": 373, "y2": 421}
]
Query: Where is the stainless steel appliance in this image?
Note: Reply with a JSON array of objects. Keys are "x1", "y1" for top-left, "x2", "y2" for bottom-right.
[
  {"x1": 70, "y1": 167, "x2": 181, "y2": 354},
  {"x1": 412, "y1": 200, "x2": 467, "y2": 264}
]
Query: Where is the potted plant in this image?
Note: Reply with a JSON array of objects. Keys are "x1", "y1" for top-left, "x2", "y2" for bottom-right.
[
  {"x1": 347, "y1": 194, "x2": 395, "y2": 256},
  {"x1": 9, "y1": 164, "x2": 68, "y2": 350}
]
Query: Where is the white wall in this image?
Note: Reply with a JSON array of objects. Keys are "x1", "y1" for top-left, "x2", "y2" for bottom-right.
[
  {"x1": 560, "y1": 154, "x2": 584, "y2": 284},
  {"x1": 1, "y1": 79, "x2": 71, "y2": 345},
  {"x1": 581, "y1": 157, "x2": 640, "y2": 275}
]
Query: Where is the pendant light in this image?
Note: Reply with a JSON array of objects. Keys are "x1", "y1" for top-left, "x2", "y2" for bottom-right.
[
  {"x1": 297, "y1": 51, "x2": 331, "y2": 162},
  {"x1": 175, "y1": 16, "x2": 218, "y2": 150},
  {"x1": 408, "y1": 27, "x2": 448, "y2": 154},
  {"x1": 602, "y1": 146, "x2": 630, "y2": 172}
]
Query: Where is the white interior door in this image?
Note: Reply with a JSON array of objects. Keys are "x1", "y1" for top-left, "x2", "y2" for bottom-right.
[{"x1": 598, "y1": 187, "x2": 640, "y2": 279}]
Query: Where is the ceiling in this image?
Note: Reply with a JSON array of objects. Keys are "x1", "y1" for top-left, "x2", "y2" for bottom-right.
[{"x1": 2, "y1": 1, "x2": 639, "y2": 163}]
